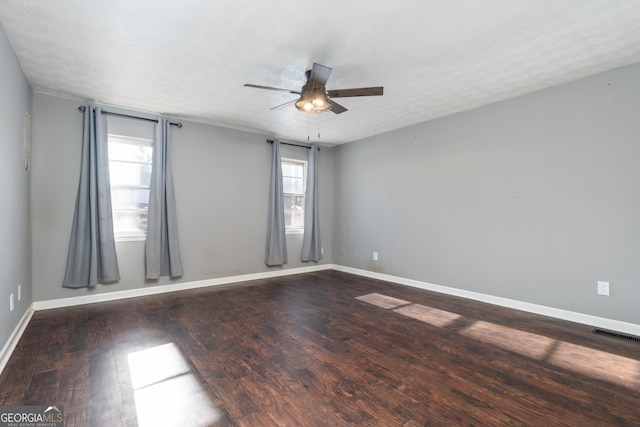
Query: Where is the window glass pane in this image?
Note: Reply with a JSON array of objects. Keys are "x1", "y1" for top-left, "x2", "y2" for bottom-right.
[
  {"x1": 133, "y1": 188, "x2": 150, "y2": 205},
  {"x1": 281, "y1": 158, "x2": 306, "y2": 231},
  {"x1": 111, "y1": 188, "x2": 134, "y2": 208},
  {"x1": 281, "y1": 163, "x2": 295, "y2": 177},
  {"x1": 283, "y1": 194, "x2": 303, "y2": 210},
  {"x1": 284, "y1": 211, "x2": 294, "y2": 228},
  {"x1": 282, "y1": 162, "x2": 303, "y2": 178},
  {"x1": 283, "y1": 211, "x2": 304, "y2": 229},
  {"x1": 283, "y1": 177, "x2": 304, "y2": 194},
  {"x1": 112, "y1": 209, "x2": 147, "y2": 236},
  {"x1": 290, "y1": 212, "x2": 304, "y2": 228},
  {"x1": 111, "y1": 188, "x2": 150, "y2": 209},
  {"x1": 108, "y1": 134, "x2": 153, "y2": 238},
  {"x1": 109, "y1": 161, "x2": 152, "y2": 187},
  {"x1": 109, "y1": 141, "x2": 152, "y2": 163}
]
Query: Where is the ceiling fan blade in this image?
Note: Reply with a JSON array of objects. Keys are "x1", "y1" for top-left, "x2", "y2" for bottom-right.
[
  {"x1": 308, "y1": 63, "x2": 332, "y2": 87},
  {"x1": 328, "y1": 99, "x2": 348, "y2": 114},
  {"x1": 244, "y1": 84, "x2": 300, "y2": 95},
  {"x1": 270, "y1": 99, "x2": 297, "y2": 110},
  {"x1": 327, "y1": 86, "x2": 384, "y2": 98}
]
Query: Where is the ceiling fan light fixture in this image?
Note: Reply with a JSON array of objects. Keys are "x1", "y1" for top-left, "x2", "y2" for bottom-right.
[{"x1": 295, "y1": 89, "x2": 332, "y2": 113}]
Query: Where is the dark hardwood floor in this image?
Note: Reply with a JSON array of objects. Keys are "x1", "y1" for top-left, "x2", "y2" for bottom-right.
[{"x1": 1, "y1": 270, "x2": 639, "y2": 426}]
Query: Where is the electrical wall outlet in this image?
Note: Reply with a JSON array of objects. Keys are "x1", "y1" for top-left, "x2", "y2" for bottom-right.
[
  {"x1": 597, "y1": 281, "x2": 610, "y2": 296},
  {"x1": 10, "y1": 293, "x2": 15, "y2": 312},
  {"x1": 373, "y1": 252, "x2": 378, "y2": 261}
]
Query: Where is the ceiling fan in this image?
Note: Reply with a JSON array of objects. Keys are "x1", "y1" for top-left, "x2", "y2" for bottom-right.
[{"x1": 244, "y1": 63, "x2": 383, "y2": 114}]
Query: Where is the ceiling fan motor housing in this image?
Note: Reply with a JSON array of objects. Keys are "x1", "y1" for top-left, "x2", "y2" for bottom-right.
[{"x1": 295, "y1": 81, "x2": 332, "y2": 113}]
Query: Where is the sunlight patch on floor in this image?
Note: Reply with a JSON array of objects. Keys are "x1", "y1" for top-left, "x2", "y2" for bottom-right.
[
  {"x1": 549, "y1": 341, "x2": 640, "y2": 392},
  {"x1": 128, "y1": 342, "x2": 191, "y2": 389},
  {"x1": 356, "y1": 293, "x2": 411, "y2": 309},
  {"x1": 393, "y1": 304, "x2": 461, "y2": 327},
  {"x1": 128, "y1": 343, "x2": 223, "y2": 427},
  {"x1": 356, "y1": 293, "x2": 640, "y2": 393},
  {"x1": 460, "y1": 321, "x2": 556, "y2": 360},
  {"x1": 461, "y1": 321, "x2": 640, "y2": 392}
]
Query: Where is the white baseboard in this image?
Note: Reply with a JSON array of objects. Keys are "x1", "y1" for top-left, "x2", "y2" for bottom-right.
[
  {"x1": 0, "y1": 304, "x2": 35, "y2": 376},
  {"x1": 33, "y1": 264, "x2": 332, "y2": 311},
  {"x1": 333, "y1": 265, "x2": 640, "y2": 337}
]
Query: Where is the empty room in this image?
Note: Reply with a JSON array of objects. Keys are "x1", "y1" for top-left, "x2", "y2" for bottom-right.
[{"x1": 1, "y1": 1, "x2": 640, "y2": 426}]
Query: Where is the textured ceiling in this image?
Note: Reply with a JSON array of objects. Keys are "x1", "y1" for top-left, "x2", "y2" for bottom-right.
[{"x1": 2, "y1": 1, "x2": 640, "y2": 145}]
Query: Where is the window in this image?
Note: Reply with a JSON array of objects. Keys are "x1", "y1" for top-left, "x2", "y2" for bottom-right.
[
  {"x1": 282, "y1": 158, "x2": 307, "y2": 233},
  {"x1": 108, "y1": 134, "x2": 153, "y2": 240}
]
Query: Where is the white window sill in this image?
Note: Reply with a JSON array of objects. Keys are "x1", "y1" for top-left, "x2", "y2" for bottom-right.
[
  {"x1": 285, "y1": 229, "x2": 304, "y2": 235},
  {"x1": 115, "y1": 235, "x2": 146, "y2": 242}
]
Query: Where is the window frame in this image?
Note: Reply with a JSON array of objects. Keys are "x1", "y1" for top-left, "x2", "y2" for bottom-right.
[
  {"x1": 281, "y1": 157, "x2": 307, "y2": 234},
  {"x1": 107, "y1": 133, "x2": 154, "y2": 242}
]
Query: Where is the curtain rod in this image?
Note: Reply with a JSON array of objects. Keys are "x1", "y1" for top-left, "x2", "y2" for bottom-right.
[
  {"x1": 266, "y1": 139, "x2": 319, "y2": 150},
  {"x1": 77, "y1": 106, "x2": 183, "y2": 128}
]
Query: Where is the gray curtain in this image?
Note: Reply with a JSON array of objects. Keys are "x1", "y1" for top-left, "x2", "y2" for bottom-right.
[
  {"x1": 301, "y1": 144, "x2": 323, "y2": 261},
  {"x1": 265, "y1": 139, "x2": 287, "y2": 266},
  {"x1": 63, "y1": 106, "x2": 120, "y2": 288},
  {"x1": 145, "y1": 118, "x2": 184, "y2": 279}
]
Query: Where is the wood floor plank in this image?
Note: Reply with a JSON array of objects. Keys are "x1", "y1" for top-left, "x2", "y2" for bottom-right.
[
  {"x1": 23, "y1": 369, "x2": 58, "y2": 406},
  {"x1": 1, "y1": 270, "x2": 639, "y2": 426}
]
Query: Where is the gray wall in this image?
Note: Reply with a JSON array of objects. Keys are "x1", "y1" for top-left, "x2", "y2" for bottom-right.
[
  {"x1": 31, "y1": 93, "x2": 334, "y2": 301},
  {"x1": 334, "y1": 62, "x2": 640, "y2": 325},
  {"x1": 0, "y1": 23, "x2": 32, "y2": 349}
]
